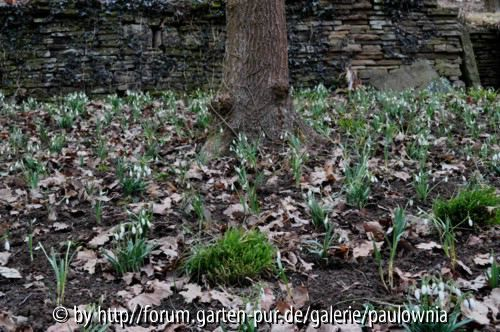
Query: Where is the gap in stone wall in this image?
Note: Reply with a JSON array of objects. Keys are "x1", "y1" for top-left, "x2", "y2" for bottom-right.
[{"x1": 470, "y1": 27, "x2": 500, "y2": 88}]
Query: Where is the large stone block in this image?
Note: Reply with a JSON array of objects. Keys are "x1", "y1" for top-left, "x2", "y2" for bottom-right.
[{"x1": 369, "y1": 60, "x2": 440, "y2": 91}]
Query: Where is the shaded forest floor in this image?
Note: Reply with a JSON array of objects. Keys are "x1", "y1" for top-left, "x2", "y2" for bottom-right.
[{"x1": 0, "y1": 82, "x2": 499, "y2": 331}]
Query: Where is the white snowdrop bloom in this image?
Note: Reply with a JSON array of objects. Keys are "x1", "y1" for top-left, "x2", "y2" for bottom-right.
[
  {"x1": 454, "y1": 288, "x2": 462, "y2": 297},
  {"x1": 468, "y1": 216, "x2": 473, "y2": 227},
  {"x1": 4, "y1": 240, "x2": 10, "y2": 252},
  {"x1": 439, "y1": 282, "x2": 445, "y2": 291},
  {"x1": 468, "y1": 298, "x2": 476, "y2": 310},
  {"x1": 138, "y1": 227, "x2": 143, "y2": 235},
  {"x1": 463, "y1": 298, "x2": 471, "y2": 310},
  {"x1": 489, "y1": 255, "x2": 494, "y2": 264},
  {"x1": 114, "y1": 233, "x2": 120, "y2": 241},
  {"x1": 414, "y1": 289, "x2": 421, "y2": 301},
  {"x1": 323, "y1": 216, "x2": 329, "y2": 229},
  {"x1": 245, "y1": 302, "x2": 254, "y2": 315},
  {"x1": 438, "y1": 290, "x2": 445, "y2": 303},
  {"x1": 120, "y1": 225, "x2": 125, "y2": 237},
  {"x1": 131, "y1": 226, "x2": 136, "y2": 235},
  {"x1": 428, "y1": 283, "x2": 435, "y2": 294}
]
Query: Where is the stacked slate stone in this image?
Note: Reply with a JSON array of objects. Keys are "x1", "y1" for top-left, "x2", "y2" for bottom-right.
[{"x1": 0, "y1": 0, "x2": 470, "y2": 97}]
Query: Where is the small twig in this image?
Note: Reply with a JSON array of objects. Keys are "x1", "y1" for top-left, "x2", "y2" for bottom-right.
[
  {"x1": 208, "y1": 102, "x2": 238, "y2": 138},
  {"x1": 333, "y1": 297, "x2": 403, "y2": 309},
  {"x1": 19, "y1": 293, "x2": 32, "y2": 306}
]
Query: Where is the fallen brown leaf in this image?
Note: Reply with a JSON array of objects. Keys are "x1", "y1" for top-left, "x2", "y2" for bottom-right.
[
  {"x1": 127, "y1": 279, "x2": 174, "y2": 310},
  {"x1": 179, "y1": 283, "x2": 203, "y2": 303},
  {"x1": 0, "y1": 252, "x2": 10, "y2": 266},
  {"x1": 0, "y1": 267, "x2": 22, "y2": 279}
]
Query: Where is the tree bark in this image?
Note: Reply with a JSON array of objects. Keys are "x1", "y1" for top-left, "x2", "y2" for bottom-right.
[{"x1": 203, "y1": 0, "x2": 308, "y2": 156}]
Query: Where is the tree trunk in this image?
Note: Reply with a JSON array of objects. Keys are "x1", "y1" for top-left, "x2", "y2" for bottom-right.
[{"x1": 204, "y1": 0, "x2": 308, "y2": 156}]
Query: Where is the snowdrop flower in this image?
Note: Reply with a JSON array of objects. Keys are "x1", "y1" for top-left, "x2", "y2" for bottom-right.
[
  {"x1": 438, "y1": 282, "x2": 445, "y2": 291},
  {"x1": 418, "y1": 136, "x2": 429, "y2": 146},
  {"x1": 245, "y1": 302, "x2": 254, "y2": 315},
  {"x1": 438, "y1": 290, "x2": 445, "y2": 303},
  {"x1": 454, "y1": 287, "x2": 462, "y2": 297},
  {"x1": 276, "y1": 250, "x2": 283, "y2": 268},
  {"x1": 468, "y1": 298, "x2": 476, "y2": 310},
  {"x1": 468, "y1": 216, "x2": 473, "y2": 227},
  {"x1": 4, "y1": 239, "x2": 10, "y2": 252},
  {"x1": 131, "y1": 226, "x2": 137, "y2": 235},
  {"x1": 414, "y1": 289, "x2": 421, "y2": 301},
  {"x1": 463, "y1": 298, "x2": 474, "y2": 310}
]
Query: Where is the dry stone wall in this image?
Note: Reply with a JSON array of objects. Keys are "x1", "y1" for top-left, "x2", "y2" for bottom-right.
[
  {"x1": 0, "y1": 0, "x2": 466, "y2": 97},
  {"x1": 438, "y1": 0, "x2": 492, "y2": 12}
]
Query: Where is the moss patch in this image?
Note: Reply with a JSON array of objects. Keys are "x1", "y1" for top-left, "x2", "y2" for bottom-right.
[
  {"x1": 185, "y1": 228, "x2": 275, "y2": 285},
  {"x1": 433, "y1": 186, "x2": 500, "y2": 228}
]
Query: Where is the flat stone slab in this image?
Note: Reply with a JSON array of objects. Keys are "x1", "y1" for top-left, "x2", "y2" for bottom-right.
[{"x1": 369, "y1": 60, "x2": 439, "y2": 91}]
